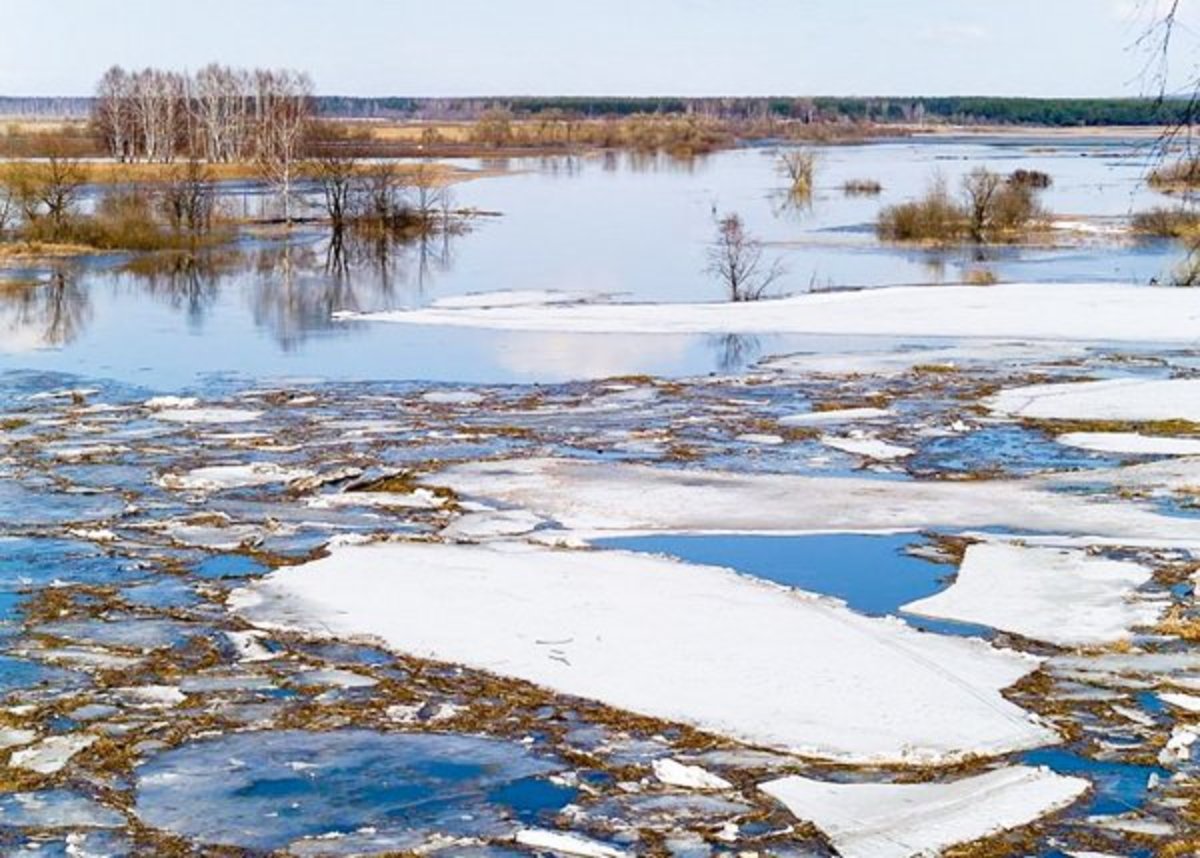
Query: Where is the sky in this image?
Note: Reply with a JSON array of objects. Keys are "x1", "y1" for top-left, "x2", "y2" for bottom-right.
[{"x1": 2, "y1": 0, "x2": 1199, "y2": 98}]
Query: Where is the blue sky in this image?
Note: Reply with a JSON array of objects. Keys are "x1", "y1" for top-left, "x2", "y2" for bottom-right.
[{"x1": 2, "y1": 0, "x2": 1197, "y2": 97}]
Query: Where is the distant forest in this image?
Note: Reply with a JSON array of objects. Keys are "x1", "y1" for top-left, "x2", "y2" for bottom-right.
[{"x1": 0, "y1": 95, "x2": 1190, "y2": 126}]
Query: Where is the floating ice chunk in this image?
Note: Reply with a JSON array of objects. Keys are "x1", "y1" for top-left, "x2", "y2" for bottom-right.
[
  {"x1": 903, "y1": 543, "x2": 1162, "y2": 647},
  {"x1": 421, "y1": 390, "x2": 485, "y2": 405},
  {"x1": 9, "y1": 733, "x2": 96, "y2": 774},
  {"x1": 780, "y1": 407, "x2": 890, "y2": 425},
  {"x1": 736, "y1": 433, "x2": 785, "y2": 445},
  {"x1": 652, "y1": 759, "x2": 732, "y2": 791},
  {"x1": 144, "y1": 396, "x2": 198, "y2": 410},
  {"x1": 225, "y1": 629, "x2": 275, "y2": 663},
  {"x1": 821, "y1": 434, "x2": 913, "y2": 460},
  {"x1": 1158, "y1": 692, "x2": 1200, "y2": 713},
  {"x1": 433, "y1": 458, "x2": 1200, "y2": 546},
  {"x1": 0, "y1": 728, "x2": 37, "y2": 750},
  {"x1": 760, "y1": 766, "x2": 1088, "y2": 858},
  {"x1": 158, "y1": 463, "x2": 313, "y2": 492},
  {"x1": 115, "y1": 685, "x2": 186, "y2": 708},
  {"x1": 1159, "y1": 726, "x2": 1197, "y2": 766},
  {"x1": 233, "y1": 540, "x2": 1054, "y2": 764},
  {"x1": 152, "y1": 407, "x2": 263, "y2": 424},
  {"x1": 1056, "y1": 432, "x2": 1200, "y2": 456},
  {"x1": 514, "y1": 828, "x2": 630, "y2": 858},
  {"x1": 989, "y1": 378, "x2": 1200, "y2": 423},
  {"x1": 306, "y1": 489, "x2": 445, "y2": 510}
]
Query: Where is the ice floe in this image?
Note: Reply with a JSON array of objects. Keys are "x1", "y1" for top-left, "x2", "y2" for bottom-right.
[
  {"x1": 515, "y1": 828, "x2": 629, "y2": 858},
  {"x1": 232, "y1": 540, "x2": 1054, "y2": 764},
  {"x1": 432, "y1": 458, "x2": 1200, "y2": 545},
  {"x1": 821, "y1": 434, "x2": 914, "y2": 460},
  {"x1": 151, "y1": 406, "x2": 263, "y2": 424},
  {"x1": 342, "y1": 283, "x2": 1200, "y2": 342},
  {"x1": 780, "y1": 407, "x2": 891, "y2": 425},
  {"x1": 652, "y1": 759, "x2": 732, "y2": 791},
  {"x1": 989, "y1": 378, "x2": 1200, "y2": 422},
  {"x1": 903, "y1": 543, "x2": 1162, "y2": 647},
  {"x1": 1056, "y1": 432, "x2": 1200, "y2": 456},
  {"x1": 760, "y1": 766, "x2": 1089, "y2": 858},
  {"x1": 9, "y1": 733, "x2": 97, "y2": 774},
  {"x1": 158, "y1": 462, "x2": 314, "y2": 492}
]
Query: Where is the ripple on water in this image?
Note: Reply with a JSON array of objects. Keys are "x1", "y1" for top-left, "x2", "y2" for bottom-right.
[{"x1": 133, "y1": 729, "x2": 572, "y2": 851}]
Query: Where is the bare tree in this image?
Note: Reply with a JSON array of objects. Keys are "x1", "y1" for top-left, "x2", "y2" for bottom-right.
[
  {"x1": 706, "y1": 213, "x2": 783, "y2": 302},
  {"x1": 962, "y1": 168, "x2": 1002, "y2": 242},
  {"x1": 255, "y1": 70, "x2": 314, "y2": 225},
  {"x1": 160, "y1": 158, "x2": 215, "y2": 234},
  {"x1": 410, "y1": 160, "x2": 447, "y2": 230},
  {"x1": 357, "y1": 161, "x2": 409, "y2": 228},
  {"x1": 310, "y1": 154, "x2": 358, "y2": 231},
  {"x1": 93, "y1": 65, "x2": 134, "y2": 161}
]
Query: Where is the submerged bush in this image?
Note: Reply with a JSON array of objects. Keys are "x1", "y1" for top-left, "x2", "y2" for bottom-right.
[
  {"x1": 842, "y1": 178, "x2": 882, "y2": 195},
  {"x1": 1132, "y1": 206, "x2": 1200, "y2": 238},
  {"x1": 1008, "y1": 169, "x2": 1052, "y2": 189},
  {"x1": 1150, "y1": 158, "x2": 1200, "y2": 191},
  {"x1": 877, "y1": 178, "x2": 964, "y2": 241},
  {"x1": 780, "y1": 150, "x2": 817, "y2": 197},
  {"x1": 877, "y1": 169, "x2": 1047, "y2": 243}
]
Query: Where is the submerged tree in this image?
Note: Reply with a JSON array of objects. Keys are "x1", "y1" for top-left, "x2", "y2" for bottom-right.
[{"x1": 706, "y1": 213, "x2": 783, "y2": 302}]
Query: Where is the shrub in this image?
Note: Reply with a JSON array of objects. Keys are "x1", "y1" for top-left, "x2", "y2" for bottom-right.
[
  {"x1": 989, "y1": 181, "x2": 1045, "y2": 235},
  {"x1": 1132, "y1": 207, "x2": 1200, "y2": 238},
  {"x1": 1150, "y1": 158, "x2": 1200, "y2": 191},
  {"x1": 877, "y1": 178, "x2": 964, "y2": 241}
]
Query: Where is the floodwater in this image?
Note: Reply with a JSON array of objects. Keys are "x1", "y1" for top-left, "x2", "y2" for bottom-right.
[
  {"x1": 0, "y1": 134, "x2": 1190, "y2": 390},
  {"x1": 0, "y1": 134, "x2": 1197, "y2": 855}
]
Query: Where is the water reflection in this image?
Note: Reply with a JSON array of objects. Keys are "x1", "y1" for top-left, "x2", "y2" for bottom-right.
[
  {"x1": 245, "y1": 229, "x2": 461, "y2": 349},
  {"x1": 122, "y1": 252, "x2": 231, "y2": 329},
  {"x1": 0, "y1": 225, "x2": 466, "y2": 354},
  {"x1": 708, "y1": 333, "x2": 762, "y2": 373},
  {"x1": 0, "y1": 271, "x2": 91, "y2": 351}
]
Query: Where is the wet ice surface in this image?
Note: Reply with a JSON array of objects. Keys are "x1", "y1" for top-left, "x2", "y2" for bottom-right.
[{"x1": 133, "y1": 730, "x2": 569, "y2": 851}]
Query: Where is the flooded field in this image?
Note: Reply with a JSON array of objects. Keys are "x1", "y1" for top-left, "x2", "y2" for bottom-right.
[{"x1": 1, "y1": 134, "x2": 1199, "y2": 856}]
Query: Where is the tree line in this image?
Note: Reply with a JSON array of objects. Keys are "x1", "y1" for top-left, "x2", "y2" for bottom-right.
[{"x1": 91, "y1": 64, "x2": 313, "y2": 164}]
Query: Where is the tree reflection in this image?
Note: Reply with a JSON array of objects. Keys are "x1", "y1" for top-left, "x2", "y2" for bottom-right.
[
  {"x1": 708, "y1": 333, "x2": 762, "y2": 373},
  {"x1": 121, "y1": 252, "x2": 226, "y2": 328},
  {"x1": 0, "y1": 269, "x2": 91, "y2": 349},
  {"x1": 247, "y1": 226, "x2": 461, "y2": 349}
]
